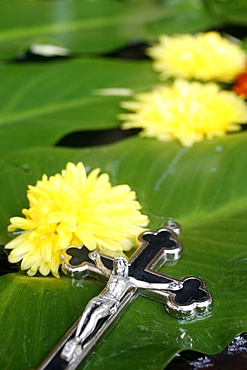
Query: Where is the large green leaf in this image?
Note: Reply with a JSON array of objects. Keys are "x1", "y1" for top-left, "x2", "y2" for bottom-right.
[
  {"x1": 0, "y1": 0, "x2": 222, "y2": 61},
  {"x1": 0, "y1": 0, "x2": 166, "y2": 60},
  {"x1": 0, "y1": 132, "x2": 246, "y2": 369},
  {"x1": 0, "y1": 273, "x2": 104, "y2": 370},
  {"x1": 204, "y1": 0, "x2": 247, "y2": 25},
  {"x1": 0, "y1": 58, "x2": 159, "y2": 150},
  {"x1": 0, "y1": 0, "x2": 226, "y2": 152},
  {"x1": 147, "y1": 0, "x2": 223, "y2": 36}
]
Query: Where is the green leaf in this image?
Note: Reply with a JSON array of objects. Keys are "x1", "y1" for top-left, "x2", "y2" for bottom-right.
[
  {"x1": 147, "y1": 0, "x2": 224, "y2": 36},
  {"x1": 0, "y1": 0, "x2": 222, "y2": 61},
  {"x1": 0, "y1": 0, "x2": 175, "y2": 60},
  {"x1": 0, "y1": 58, "x2": 159, "y2": 150},
  {"x1": 0, "y1": 132, "x2": 246, "y2": 369},
  {"x1": 0, "y1": 273, "x2": 104, "y2": 369},
  {"x1": 0, "y1": 0, "x2": 226, "y2": 153},
  {"x1": 204, "y1": 0, "x2": 247, "y2": 25}
]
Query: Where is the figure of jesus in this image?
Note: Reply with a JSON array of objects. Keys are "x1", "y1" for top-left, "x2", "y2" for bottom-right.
[{"x1": 61, "y1": 252, "x2": 182, "y2": 362}]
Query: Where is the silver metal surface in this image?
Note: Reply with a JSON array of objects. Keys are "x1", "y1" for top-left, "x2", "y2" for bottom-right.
[
  {"x1": 165, "y1": 220, "x2": 182, "y2": 236},
  {"x1": 61, "y1": 252, "x2": 182, "y2": 363},
  {"x1": 37, "y1": 221, "x2": 212, "y2": 370}
]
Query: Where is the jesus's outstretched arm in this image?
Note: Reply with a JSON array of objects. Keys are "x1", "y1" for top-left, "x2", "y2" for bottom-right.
[
  {"x1": 89, "y1": 252, "x2": 111, "y2": 278},
  {"x1": 130, "y1": 277, "x2": 182, "y2": 291}
]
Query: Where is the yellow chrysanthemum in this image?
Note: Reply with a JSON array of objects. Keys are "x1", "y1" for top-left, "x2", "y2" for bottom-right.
[
  {"x1": 119, "y1": 79, "x2": 247, "y2": 147},
  {"x1": 5, "y1": 162, "x2": 149, "y2": 277},
  {"x1": 147, "y1": 32, "x2": 246, "y2": 82}
]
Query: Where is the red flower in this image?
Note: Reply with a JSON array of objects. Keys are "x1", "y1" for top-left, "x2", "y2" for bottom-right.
[{"x1": 233, "y1": 66, "x2": 247, "y2": 98}]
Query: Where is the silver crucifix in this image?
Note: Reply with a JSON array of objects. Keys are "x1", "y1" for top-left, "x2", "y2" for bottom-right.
[{"x1": 37, "y1": 221, "x2": 212, "y2": 370}]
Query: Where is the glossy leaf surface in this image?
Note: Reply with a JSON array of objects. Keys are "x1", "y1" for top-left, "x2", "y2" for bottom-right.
[
  {"x1": 204, "y1": 0, "x2": 247, "y2": 25},
  {"x1": 0, "y1": 58, "x2": 159, "y2": 150},
  {"x1": 0, "y1": 0, "x2": 222, "y2": 61},
  {"x1": 0, "y1": 132, "x2": 246, "y2": 369},
  {"x1": 0, "y1": 1, "x2": 246, "y2": 369}
]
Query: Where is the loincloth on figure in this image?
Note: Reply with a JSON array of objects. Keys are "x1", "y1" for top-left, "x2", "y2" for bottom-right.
[{"x1": 92, "y1": 294, "x2": 119, "y2": 315}]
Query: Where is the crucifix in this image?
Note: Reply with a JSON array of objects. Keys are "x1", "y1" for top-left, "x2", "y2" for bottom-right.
[{"x1": 37, "y1": 221, "x2": 212, "y2": 370}]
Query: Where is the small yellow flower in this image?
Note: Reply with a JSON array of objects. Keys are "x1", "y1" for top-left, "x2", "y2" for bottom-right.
[
  {"x1": 5, "y1": 162, "x2": 148, "y2": 277},
  {"x1": 119, "y1": 79, "x2": 247, "y2": 147},
  {"x1": 147, "y1": 32, "x2": 246, "y2": 82}
]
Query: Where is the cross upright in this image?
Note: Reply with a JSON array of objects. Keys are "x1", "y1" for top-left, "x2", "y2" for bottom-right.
[{"x1": 37, "y1": 221, "x2": 212, "y2": 370}]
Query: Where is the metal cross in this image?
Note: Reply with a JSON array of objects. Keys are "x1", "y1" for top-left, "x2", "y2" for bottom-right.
[{"x1": 37, "y1": 221, "x2": 212, "y2": 370}]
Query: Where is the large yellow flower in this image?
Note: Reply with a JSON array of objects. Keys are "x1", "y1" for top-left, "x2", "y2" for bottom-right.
[
  {"x1": 147, "y1": 32, "x2": 246, "y2": 82},
  {"x1": 5, "y1": 162, "x2": 149, "y2": 277},
  {"x1": 119, "y1": 79, "x2": 247, "y2": 147}
]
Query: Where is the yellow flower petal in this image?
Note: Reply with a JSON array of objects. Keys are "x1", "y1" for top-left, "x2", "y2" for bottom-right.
[
  {"x1": 21, "y1": 252, "x2": 41, "y2": 271},
  {"x1": 120, "y1": 79, "x2": 247, "y2": 147},
  {"x1": 148, "y1": 32, "x2": 246, "y2": 82},
  {"x1": 7, "y1": 217, "x2": 35, "y2": 232},
  {"x1": 5, "y1": 162, "x2": 148, "y2": 277},
  {"x1": 39, "y1": 262, "x2": 51, "y2": 276},
  {"x1": 5, "y1": 232, "x2": 32, "y2": 250}
]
